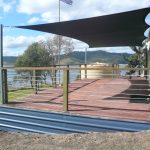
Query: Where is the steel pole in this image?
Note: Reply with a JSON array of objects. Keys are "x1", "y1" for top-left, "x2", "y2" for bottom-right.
[
  {"x1": 0, "y1": 24, "x2": 4, "y2": 104},
  {"x1": 148, "y1": 29, "x2": 150, "y2": 81},
  {"x1": 58, "y1": 0, "x2": 61, "y2": 86}
]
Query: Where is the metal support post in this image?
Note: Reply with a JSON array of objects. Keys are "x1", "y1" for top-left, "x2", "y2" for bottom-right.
[
  {"x1": 63, "y1": 68, "x2": 69, "y2": 112},
  {"x1": 0, "y1": 24, "x2": 4, "y2": 104},
  {"x1": 58, "y1": 0, "x2": 61, "y2": 86},
  {"x1": 148, "y1": 29, "x2": 150, "y2": 81},
  {"x1": 2, "y1": 69, "x2": 8, "y2": 103}
]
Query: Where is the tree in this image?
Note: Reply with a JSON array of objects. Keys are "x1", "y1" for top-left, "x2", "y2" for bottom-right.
[
  {"x1": 41, "y1": 35, "x2": 74, "y2": 85},
  {"x1": 15, "y1": 42, "x2": 51, "y2": 67},
  {"x1": 124, "y1": 41, "x2": 147, "y2": 78},
  {"x1": 15, "y1": 42, "x2": 52, "y2": 87},
  {"x1": 15, "y1": 36, "x2": 74, "y2": 87},
  {"x1": 41, "y1": 35, "x2": 74, "y2": 65}
]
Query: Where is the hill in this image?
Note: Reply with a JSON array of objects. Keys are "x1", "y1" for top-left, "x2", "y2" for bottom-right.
[
  {"x1": 61, "y1": 50, "x2": 130, "y2": 65},
  {"x1": 3, "y1": 56, "x2": 17, "y2": 65},
  {"x1": 3, "y1": 50, "x2": 131, "y2": 65}
]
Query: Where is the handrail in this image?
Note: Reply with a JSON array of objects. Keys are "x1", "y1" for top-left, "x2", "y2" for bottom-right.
[{"x1": 0, "y1": 67, "x2": 150, "y2": 71}]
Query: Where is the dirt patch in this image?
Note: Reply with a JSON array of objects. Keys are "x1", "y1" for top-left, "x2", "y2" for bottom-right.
[{"x1": 0, "y1": 130, "x2": 150, "y2": 150}]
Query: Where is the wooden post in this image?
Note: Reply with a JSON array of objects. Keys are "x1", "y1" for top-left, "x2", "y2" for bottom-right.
[
  {"x1": 53, "y1": 65, "x2": 57, "y2": 88},
  {"x1": 117, "y1": 64, "x2": 120, "y2": 78},
  {"x1": 2, "y1": 69, "x2": 8, "y2": 103},
  {"x1": 33, "y1": 70, "x2": 37, "y2": 94},
  {"x1": 79, "y1": 64, "x2": 81, "y2": 79},
  {"x1": 63, "y1": 68, "x2": 69, "y2": 112},
  {"x1": 67, "y1": 65, "x2": 70, "y2": 83},
  {"x1": 85, "y1": 64, "x2": 87, "y2": 79},
  {"x1": 112, "y1": 64, "x2": 114, "y2": 79}
]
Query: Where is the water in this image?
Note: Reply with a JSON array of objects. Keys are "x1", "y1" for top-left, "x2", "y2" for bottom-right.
[
  {"x1": 6, "y1": 65, "x2": 80, "y2": 90},
  {"x1": 6, "y1": 64, "x2": 135, "y2": 90}
]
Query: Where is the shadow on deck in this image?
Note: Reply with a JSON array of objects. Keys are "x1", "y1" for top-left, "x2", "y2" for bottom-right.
[{"x1": 6, "y1": 78, "x2": 150, "y2": 122}]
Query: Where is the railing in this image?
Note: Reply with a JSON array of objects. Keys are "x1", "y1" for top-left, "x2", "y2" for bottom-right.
[{"x1": 0, "y1": 64, "x2": 149, "y2": 114}]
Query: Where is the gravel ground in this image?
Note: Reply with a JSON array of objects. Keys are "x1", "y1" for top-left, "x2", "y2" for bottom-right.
[{"x1": 0, "y1": 130, "x2": 150, "y2": 150}]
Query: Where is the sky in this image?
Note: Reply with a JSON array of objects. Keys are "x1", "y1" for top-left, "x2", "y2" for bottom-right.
[{"x1": 0, "y1": 0, "x2": 150, "y2": 56}]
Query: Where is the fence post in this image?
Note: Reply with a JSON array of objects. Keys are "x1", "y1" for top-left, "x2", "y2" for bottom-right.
[
  {"x1": 63, "y1": 68, "x2": 69, "y2": 112},
  {"x1": 2, "y1": 69, "x2": 8, "y2": 103},
  {"x1": 67, "y1": 65, "x2": 70, "y2": 83},
  {"x1": 33, "y1": 70, "x2": 37, "y2": 94},
  {"x1": 53, "y1": 65, "x2": 57, "y2": 88},
  {"x1": 79, "y1": 64, "x2": 81, "y2": 79},
  {"x1": 112, "y1": 64, "x2": 114, "y2": 79},
  {"x1": 85, "y1": 64, "x2": 87, "y2": 79}
]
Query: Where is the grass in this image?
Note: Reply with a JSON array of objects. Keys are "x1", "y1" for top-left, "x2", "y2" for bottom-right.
[
  {"x1": 8, "y1": 88, "x2": 35, "y2": 101},
  {"x1": 8, "y1": 84, "x2": 53, "y2": 101},
  {"x1": 0, "y1": 130, "x2": 150, "y2": 150}
]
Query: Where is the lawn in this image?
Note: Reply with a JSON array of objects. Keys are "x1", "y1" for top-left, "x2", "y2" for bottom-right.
[
  {"x1": 8, "y1": 85, "x2": 53, "y2": 101},
  {"x1": 8, "y1": 88, "x2": 35, "y2": 101}
]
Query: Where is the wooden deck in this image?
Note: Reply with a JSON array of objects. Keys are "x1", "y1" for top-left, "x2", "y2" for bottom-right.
[{"x1": 6, "y1": 78, "x2": 150, "y2": 122}]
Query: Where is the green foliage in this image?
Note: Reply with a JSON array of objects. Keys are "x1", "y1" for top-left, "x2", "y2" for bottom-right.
[
  {"x1": 14, "y1": 42, "x2": 52, "y2": 87},
  {"x1": 125, "y1": 45, "x2": 147, "y2": 76},
  {"x1": 76, "y1": 74, "x2": 81, "y2": 80},
  {"x1": 127, "y1": 53, "x2": 141, "y2": 68},
  {"x1": 15, "y1": 42, "x2": 52, "y2": 67},
  {"x1": 8, "y1": 88, "x2": 34, "y2": 101}
]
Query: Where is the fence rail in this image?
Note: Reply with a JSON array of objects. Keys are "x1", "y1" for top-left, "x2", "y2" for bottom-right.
[{"x1": 0, "y1": 64, "x2": 150, "y2": 112}]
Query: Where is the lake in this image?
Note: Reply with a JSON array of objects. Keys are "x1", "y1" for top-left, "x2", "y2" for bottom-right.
[
  {"x1": 5, "y1": 64, "x2": 131, "y2": 90},
  {"x1": 6, "y1": 65, "x2": 80, "y2": 90}
]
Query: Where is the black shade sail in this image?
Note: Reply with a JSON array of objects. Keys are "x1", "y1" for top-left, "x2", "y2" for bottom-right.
[{"x1": 16, "y1": 7, "x2": 150, "y2": 47}]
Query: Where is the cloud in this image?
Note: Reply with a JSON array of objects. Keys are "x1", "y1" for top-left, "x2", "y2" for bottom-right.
[
  {"x1": 5, "y1": 0, "x2": 149, "y2": 55},
  {"x1": 3, "y1": 34, "x2": 50, "y2": 56},
  {"x1": 0, "y1": 0, "x2": 16, "y2": 13},
  {"x1": 17, "y1": 0, "x2": 56, "y2": 14},
  {"x1": 17, "y1": 0, "x2": 150, "y2": 20},
  {"x1": 4, "y1": 34, "x2": 51, "y2": 49},
  {"x1": 146, "y1": 13, "x2": 150, "y2": 25},
  {"x1": 41, "y1": 11, "x2": 70, "y2": 23},
  {"x1": 27, "y1": 17, "x2": 40, "y2": 24},
  {"x1": 41, "y1": 11, "x2": 58, "y2": 23},
  {"x1": 3, "y1": 33, "x2": 134, "y2": 56},
  {"x1": 3, "y1": 4, "x2": 11, "y2": 12}
]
